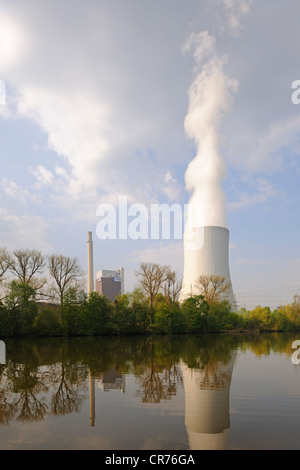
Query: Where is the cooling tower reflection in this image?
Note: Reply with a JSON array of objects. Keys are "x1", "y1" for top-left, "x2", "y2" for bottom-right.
[{"x1": 180, "y1": 353, "x2": 236, "y2": 450}]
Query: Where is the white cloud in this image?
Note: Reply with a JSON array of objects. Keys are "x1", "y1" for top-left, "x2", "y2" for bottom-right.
[
  {"x1": 17, "y1": 87, "x2": 112, "y2": 191},
  {"x1": 228, "y1": 177, "x2": 278, "y2": 211},
  {"x1": 1, "y1": 178, "x2": 40, "y2": 206},
  {"x1": 31, "y1": 165, "x2": 54, "y2": 188},
  {"x1": 0, "y1": 206, "x2": 51, "y2": 252},
  {"x1": 220, "y1": 0, "x2": 253, "y2": 36}
]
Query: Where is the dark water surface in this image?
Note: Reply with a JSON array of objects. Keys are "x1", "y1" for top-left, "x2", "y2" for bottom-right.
[{"x1": 0, "y1": 333, "x2": 300, "y2": 450}]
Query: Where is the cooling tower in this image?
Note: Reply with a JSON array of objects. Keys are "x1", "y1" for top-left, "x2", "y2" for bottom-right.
[
  {"x1": 180, "y1": 225, "x2": 235, "y2": 307},
  {"x1": 87, "y1": 231, "x2": 94, "y2": 295},
  {"x1": 180, "y1": 354, "x2": 236, "y2": 450}
]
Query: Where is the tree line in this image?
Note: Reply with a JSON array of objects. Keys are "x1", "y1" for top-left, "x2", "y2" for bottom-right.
[{"x1": 0, "y1": 247, "x2": 299, "y2": 337}]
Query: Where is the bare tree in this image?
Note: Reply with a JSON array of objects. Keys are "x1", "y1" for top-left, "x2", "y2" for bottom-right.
[
  {"x1": 196, "y1": 274, "x2": 231, "y2": 306},
  {"x1": 9, "y1": 249, "x2": 47, "y2": 292},
  {"x1": 135, "y1": 262, "x2": 169, "y2": 315},
  {"x1": 48, "y1": 254, "x2": 84, "y2": 307},
  {"x1": 0, "y1": 248, "x2": 13, "y2": 283},
  {"x1": 162, "y1": 270, "x2": 182, "y2": 305}
]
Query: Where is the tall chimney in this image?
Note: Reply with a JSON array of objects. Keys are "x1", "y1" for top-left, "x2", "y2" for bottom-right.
[{"x1": 87, "y1": 231, "x2": 94, "y2": 295}]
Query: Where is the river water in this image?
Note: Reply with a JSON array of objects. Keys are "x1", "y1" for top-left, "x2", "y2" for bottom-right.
[{"x1": 0, "y1": 333, "x2": 299, "y2": 450}]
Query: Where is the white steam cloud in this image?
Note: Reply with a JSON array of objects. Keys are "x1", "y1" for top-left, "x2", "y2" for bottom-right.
[{"x1": 183, "y1": 31, "x2": 238, "y2": 229}]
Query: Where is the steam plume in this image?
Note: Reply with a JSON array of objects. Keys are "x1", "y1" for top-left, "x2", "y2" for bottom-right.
[{"x1": 183, "y1": 31, "x2": 238, "y2": 229}]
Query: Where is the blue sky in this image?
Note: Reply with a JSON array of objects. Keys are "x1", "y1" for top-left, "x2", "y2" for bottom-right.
[{"x1": 0, "y1": 0, "x2": 300, "y2": 309}]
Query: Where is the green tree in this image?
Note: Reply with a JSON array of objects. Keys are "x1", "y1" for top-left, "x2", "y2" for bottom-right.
[
  {"x1": 248, "y1": 305, "x2": 275, "y2": 331},
  {"x1": 61, "y1": 287, "x2": 87, "y2": 336},
  {"x1": 181, "y1": 295, "x2": 209, "y2": 332},
  {"x1": 114, "y1": 294, "x2": 137, "y2": 334},
  {"x1": 272, "y1": 309, "x2": 293, "y2": 331},
  {"x1": 33, "y1": 305, "x2": 62, "y2": 336},
  {"x1": 3, "y1": 281, "x2": 38, "y2": 336},
  {"x1": 208, "y1": 300, "x2": 240, "y2": 331},
  {"x1": 135, "y1": 262, "x2": 169, "y2": 324},
  {"x1": 85, "y1": 291, "x2": 115, "y2": 335}
]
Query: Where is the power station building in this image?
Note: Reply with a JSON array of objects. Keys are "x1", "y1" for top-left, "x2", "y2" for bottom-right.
[
  {"x1": 95, "y1": 268, "x2": 125, "y2": 302},
  {"x1": 180, "y1": 225, "x2": 236, "y2": 309}
]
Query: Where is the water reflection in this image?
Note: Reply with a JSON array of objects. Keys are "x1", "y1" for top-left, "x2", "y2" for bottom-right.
[
  {"x1": 0, "y1": 333, "x2": 297, "y2": 449},
  {"x1": 89, "y1": 367, "x2": 126, "y2": 426},
  {"x1": 181, "y1": 355, "x2": 235, "y2": 449}
]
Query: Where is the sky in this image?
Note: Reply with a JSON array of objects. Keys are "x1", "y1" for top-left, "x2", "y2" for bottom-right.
[{"x1": 0, "y1": 0, "x2": 300, "y2": 309}]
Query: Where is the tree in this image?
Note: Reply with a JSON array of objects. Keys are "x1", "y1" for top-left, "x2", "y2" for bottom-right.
[
  {"x1": 135, "y1": 262, "x2": 170, "y2": 324},
  {"x1": 3, "y1": 281, "x2": 38, "y2": 335},
  {"x1": 181, "y1": 295, "x2": 209, "y2": 332},
  {"x1": 162, "y1": 270, "x2": 182, "y2": 305},
  {"x1": 196, "y1": 274, "x2": 231, "y2": 306},
  {"x1": 9, "y1": 249, "x2": 46, "y2": 294},
  {"x1": 85, "y1": 291, "x2": 115, "y2": 335},
  {"x1": 248, "y1": 305, "x2": 275, "y2": 331},
  {"x1": 48, "y1": 254, "x2": 84, "y2": 307},
  {"x1": 0, "y1": 248, "x2": 13, "y2": 283}
]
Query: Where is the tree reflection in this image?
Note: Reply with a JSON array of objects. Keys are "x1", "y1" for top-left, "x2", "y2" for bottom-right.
[
  {"x1": 135, "y1": 339, "x2": 182, "y2": 403},
  {"x1": 0, "y1": 332, "x2": 297, "y2": 428},
  {"x1": 51, "y1": 362, "x2": 87, "y2": 415},
  {"x1": 14, "y1": 389, "x2": 48, "y2": 422},
  {"x1": 0, "y1": 339, "x2": 88, "y2": 425},
  {"x1": 2, "y1": 361, "x2": 49, "y2": 423}
]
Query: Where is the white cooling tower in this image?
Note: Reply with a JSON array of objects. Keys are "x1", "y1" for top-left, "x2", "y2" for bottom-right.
[{"x1": 180, "y1": 225, "x2": 235, "y2": 307}]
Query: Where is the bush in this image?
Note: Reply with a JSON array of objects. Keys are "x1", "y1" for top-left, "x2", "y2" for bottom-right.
[
  {"x1": 34, "y1": 306, "x2": 62, "y2": 336},
  {"x1": 181, "y1": 295, "x2": 209, "y2": 332}
]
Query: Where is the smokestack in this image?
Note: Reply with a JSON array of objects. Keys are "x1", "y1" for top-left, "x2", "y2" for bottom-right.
[
  {"x1": 180, "y1": 225, "x2": 235, "y2": 308},
  {"x1": 87, "y1": 231, "x2": 94, "y2": 295}
]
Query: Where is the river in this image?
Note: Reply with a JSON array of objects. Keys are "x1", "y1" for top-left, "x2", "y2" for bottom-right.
[{"x1": 0, "y1": 332, "x2": 299, "y2": 450}]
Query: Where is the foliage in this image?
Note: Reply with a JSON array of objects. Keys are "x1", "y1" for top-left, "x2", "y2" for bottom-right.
[
  {"x1": 0, "y1": 248, "x2": 300, "y2": 337},
  {"x1": 84, "y1": 291, "x2": 116, "y2": 335},
  {"x1": 196, "y1": 274, "x2": 232, "y2": 306},
  {"x1": 33, "y1": 305, "x2": 62, "y2": 336},
  {"x1": 1, "y1": 281, "x2": 38, "y2": 336},
  {"x1": 181, "y1": 295, "x2": 209, "y2": 332}
]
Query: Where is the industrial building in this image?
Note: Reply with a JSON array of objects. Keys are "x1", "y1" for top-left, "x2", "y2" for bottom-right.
[
  {"x1": 95, "y1": 268, "x2": 125, "y2": 302},
  {"x1": 87, "y1": 231, "x2": 125, "y2": 301}
]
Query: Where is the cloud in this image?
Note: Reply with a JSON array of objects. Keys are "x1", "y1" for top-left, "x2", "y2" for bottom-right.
[
  {"x1": 0, "y1": 2, "x2": 191, "y2": 209},
  {"x1": 0, "y1": 206, "x2": 51, "y2": 252},
  {"x1": 221, "y1": 0, "x2": 253, "y2": 36},
  {"x1": 31, "y1": 165, "x2": 54, "y2": 188},
  {"x1": 228, "y1": 177, "x2": 278, "y2": 211},
  {"x1": 17, "y1": 87, "x2": 112, "y2": 191},
  {"x1": 1, "y1": 178, "x2": 40, "y2": 206}
]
